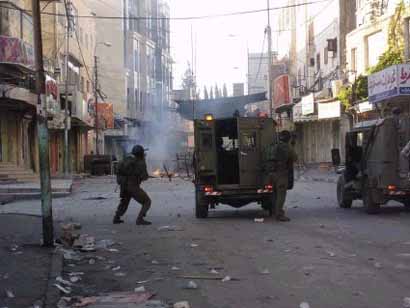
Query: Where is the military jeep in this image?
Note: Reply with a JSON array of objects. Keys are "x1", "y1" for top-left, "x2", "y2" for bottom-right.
[
  {"x1": 333, "y1": 117, "x2": 410, "y2": 214},
  {"x1": 193, "y1": 117, "x2": 278, "y2": 218}
]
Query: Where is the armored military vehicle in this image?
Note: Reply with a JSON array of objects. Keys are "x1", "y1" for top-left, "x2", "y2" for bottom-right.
[
  {"x1": 193, "y1": 116, "x2": 278, "y2": 218},
  {"x1": 334, "y1": 116, "x2": 410, "y2": 214}
]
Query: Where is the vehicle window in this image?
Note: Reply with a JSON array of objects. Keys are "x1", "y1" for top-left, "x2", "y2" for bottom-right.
[
  {"x1": 241, "y1": 132, "x2": 257, "y2": 152},
  {"x1": 201, "y1": 133, "x2": 213, "y2": 150}
]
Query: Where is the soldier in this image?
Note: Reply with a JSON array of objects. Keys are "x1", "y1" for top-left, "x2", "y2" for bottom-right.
[
  {"x1": 113, "y1": 145, "x2": 152, "y2": 225},
  {"x1": 264, "y1": 130, "x2": 297, "y2": 222}
]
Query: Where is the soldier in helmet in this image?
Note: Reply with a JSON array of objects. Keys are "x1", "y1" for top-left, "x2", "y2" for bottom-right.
[
  {"x1": 264, "y1": 130, "x2": 297, "y2": 222},
  {"x1": 113, "y1": 145, "x2": 152, "y2": 225}
]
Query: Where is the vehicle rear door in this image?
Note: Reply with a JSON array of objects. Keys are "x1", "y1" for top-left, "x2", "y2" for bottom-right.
[
  {"x1": 259, "y1": 118, "x2": 275, "y2": 186},
  {"x1": 238, "y1": 118, "x2": 260, "y2": 187},
  {"x1": 194, "y1": 120, "x2": 216, "y2": 179}
]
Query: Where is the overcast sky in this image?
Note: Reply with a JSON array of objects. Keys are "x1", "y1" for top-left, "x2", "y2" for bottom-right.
[{"x1": 170, "y1": 0, "x2": 286, "y2": 95}]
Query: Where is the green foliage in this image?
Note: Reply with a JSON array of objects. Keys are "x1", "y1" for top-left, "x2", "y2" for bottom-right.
[{"x1": 337, "y1": 86, "x2": 352, "y2": 109}]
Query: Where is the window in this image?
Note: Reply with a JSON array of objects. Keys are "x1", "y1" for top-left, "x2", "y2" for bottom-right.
[
  {"x1": 316, "y1": 53, "x2": 321, "y2": 71},
  {"x1": 324, "y1": 47, "x2": 329, "y2": 65},
  {"x1": 366, "y1": 31, "x2": 384, "y2": 68},
  {"x1": 241, "y1": 132, "x2": 257, "y2": 152},
  {"x1": 351, "y1": 48, "x2": 357, "y2": 72}
]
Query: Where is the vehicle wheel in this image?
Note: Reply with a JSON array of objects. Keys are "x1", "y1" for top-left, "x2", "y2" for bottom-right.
[
  {"x1": 195, "y1": 190, "x2": 209, "y2": 218},
  {"x1": 262, "y1": 198, "x2": 274, "y2": 216},
  {"x1": 362, "y1": 179, "x2": 380, "y2": 215},
  {"x1": 337, "y1": 175, "x2": 352, "y2": 209}
]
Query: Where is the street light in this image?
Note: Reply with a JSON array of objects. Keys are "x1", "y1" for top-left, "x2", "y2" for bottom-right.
[{"x1": 94, "y1": 41, "x2": 111, "y2": 155}]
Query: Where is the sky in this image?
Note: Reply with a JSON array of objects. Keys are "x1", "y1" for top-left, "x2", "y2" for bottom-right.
[{"x1": 170, "y1": 0, "x2": 287, "y2": 96}]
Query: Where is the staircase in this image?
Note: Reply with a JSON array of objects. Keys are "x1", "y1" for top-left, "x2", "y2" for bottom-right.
[{"x1": 0, "y1": 162, "x2": 39, "y2": 183}]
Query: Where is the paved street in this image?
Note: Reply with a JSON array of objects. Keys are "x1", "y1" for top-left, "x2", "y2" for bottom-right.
[{"x1": 2, "y1": 176, "x2": 410, "y2": 307}]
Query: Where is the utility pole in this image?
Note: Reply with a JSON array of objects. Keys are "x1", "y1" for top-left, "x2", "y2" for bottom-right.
[
  {"x1": 94, "y1": 55, "x2": 99, "y2": 155},
  {"x1": 32, "y1": 0, "x2": 54, "y2": 247},
  {"x1": 266, "y1": 0, "x2": 274, "y2": 118},
  {"x1": 63, "y1": 0, "x2": 71, "y2": 175}
]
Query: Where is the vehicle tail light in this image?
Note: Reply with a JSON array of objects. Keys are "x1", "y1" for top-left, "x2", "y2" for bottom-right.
[
  {"x1": 204, "y1": 186, "x2": 213, "y2": 193},
  {"x1": 388, "y1": 185, "x2": 397, "y2": 191},
  {"x1": 265, "y1": 184, "x2": 273, "y2": 191}
]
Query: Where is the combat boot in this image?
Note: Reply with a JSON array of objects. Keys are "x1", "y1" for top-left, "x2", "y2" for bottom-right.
[
  {"x1": 136, "y1": 218, "x2": 152, "y2": 226},
  {"x1": 113, "y1": 216, "x2": 124, "y2": 224}
]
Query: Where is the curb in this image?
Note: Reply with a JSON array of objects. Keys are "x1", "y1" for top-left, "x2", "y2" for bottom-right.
[{"x1": 44, "y1": 250, "x2": 64, "y2": 308}]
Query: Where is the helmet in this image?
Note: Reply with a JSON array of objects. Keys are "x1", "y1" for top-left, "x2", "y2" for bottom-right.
[
  {"x1": 131, "y1": 145, "x2": 145, "y2": 156},
  {"x1": 279, "y1": 130, "x2": 291, "y2": 143}
]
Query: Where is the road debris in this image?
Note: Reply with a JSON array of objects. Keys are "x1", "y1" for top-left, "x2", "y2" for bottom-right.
[
  {"x1": 137, "y1": 280, "x2": 150, "y2": 284},
  {"x1": 88, "y1": 259, "x2": 96, "y2": 265},
  {"x1": 112, "y1": 266, "x2": 121, "y2": 271},
  {"x1": 184, "y1": 281, "x2": 198, "y2": 289},
  {"x1": 326, "y1": 251, "x2": 336, "y2": 257},
  {"x1": 5, "y1": 289, "x2": 15, "y2": 298},
  {"x1": 254, "y1": 218, "x2": 264, "y2": 223},
  {"x1": 260, "y1": 269, "x2": 270, "y2": 275},
  {"x1": 171, "y1": 266, "x2": 181, "y2": 271},
  {"x1": 135, "y1": 286, "x2": 146, "y2": 293},
  {"x1": 95, "y1": 239, "x2": 115, "y2": 249},
  {"x1": 222, "y1": 276, "x2": 231, "y2": 282},
  {"x1": 73, "y1": 291, "x2": 154, "y2": 307},
  {"x1": 397, "y1": 253, "x2": 410, "y2": 258},
  {"x1": 190, "y1": 243, "x2": 199, "y2": 248},
  {"x1": 210, "y1": 269, "x2": 219, "y2": 274},
  {"x1": 157, "y1": 225, "x2": 184, "y2": 232},
  {"x1": 374, "y1": 262, "x2": 382, "y2": 269},
  {"x1": 300, "y1": 302, "x2": 310, "y2": 308},
  {"x1": 69, "y1": 276, "x2": 81, "y2": 283},
  {"x1": 54, "y1": 284, "x2": 71, "y2": 294},
  {"x1": 151, "y1": 260, "x2": 159, "y2": 265},
  {"x1": 174, "y1": 301, "x2": 191, "y2": 308},
  {"x1": 404, "y1": 297, "x2": 410, "y2": 307},
  {"x1": 114, "y1": 272, "x2": 127, "y2": 277},
  {"x1": 108, "y1": 248, "x2": 119, "y2": 253},
  {"x1": 68, "y1": 272, "x2": 84, "y2": 276}
]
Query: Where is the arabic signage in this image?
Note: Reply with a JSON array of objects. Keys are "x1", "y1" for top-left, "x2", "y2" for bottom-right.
[
  {"x1": 301, "y1": 93, "x2": 314, "y2": 115},
  {"x1": 356, "y1": 101, "x2": 374, "y2": 113},
  {"x1": 0, "y1": 35, "x2": 34, "y2": 68},
  {"x1": 273, "y1": 75, "x2": 291, "y2": 109},
  {"x1": 318, "y1": 101, "x2": 341, "y2": 119},
  {"x1": 46, "y1": 75, "x2": 60, "y2": 115},
  {"x1": 368, "y1": 64, "x2": 410, "y2": 103},
  {"x1": 96, "y1": 102, "x2": 114, "y2": 129}
]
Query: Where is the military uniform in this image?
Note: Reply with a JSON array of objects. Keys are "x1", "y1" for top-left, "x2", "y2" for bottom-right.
[
  {"x1": 114, "y1": 153, "x2": 152, "y2": 225},
  {"x1": 264, "y1": 140, "x2": 297, "y2": 220}
]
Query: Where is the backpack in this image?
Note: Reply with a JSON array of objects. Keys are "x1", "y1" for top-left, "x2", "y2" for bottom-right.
[{"x1": 116, "y1": 156, "x2": 134, "y2": 185}]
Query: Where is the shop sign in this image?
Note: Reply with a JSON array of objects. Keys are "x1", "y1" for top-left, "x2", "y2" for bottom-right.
[
  {"x1": 293, "y1": 101, "x2": 317, "y2": 122},
  {"x1": 273, "y1": 74, "x2": 291, "y2": 109},
  {"x1": 318, "y1": 101, "x2": 341, "y2": 119},
  {"x1": 301, "y1": 93, "x2": 314, "y2": 115},
  {"x1": 0, "y1": 35, "x2": 34, "y2": 68},
  {"x1": 46, "y1": 75, "x2": 59, "y2": 115}
]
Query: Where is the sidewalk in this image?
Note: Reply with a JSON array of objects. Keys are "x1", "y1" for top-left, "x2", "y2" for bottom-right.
[
  {"x1": 295, "y1": 166, "x2": 339, "y2": 183},
  {"x1": 0, "y1": 179, "x2": 73, "y2": 203},
  {"x1": 0, "y1": 214, "x2": 59, "y2": 308}
]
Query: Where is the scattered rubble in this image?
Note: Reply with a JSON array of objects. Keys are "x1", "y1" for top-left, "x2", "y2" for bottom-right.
[{"x1": 174, "y1": 301, "x2": 191, "y2": 308}]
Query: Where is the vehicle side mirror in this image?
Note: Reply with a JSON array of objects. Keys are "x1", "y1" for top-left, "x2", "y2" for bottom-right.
[{"x1": 331, "y1": 148, "x2": 341, "y2": 166}]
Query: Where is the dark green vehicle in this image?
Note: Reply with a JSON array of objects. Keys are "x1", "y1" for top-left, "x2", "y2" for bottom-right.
[
  {"x1": 334, "y1": 117, "x2": 410, "y2": 214},
  {"x1": 193, "y1": 116, "x2": 277, "y2": 218}
]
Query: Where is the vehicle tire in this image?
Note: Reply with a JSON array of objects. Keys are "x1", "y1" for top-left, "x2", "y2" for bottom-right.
[
  {"x1": 262, "y1": 198, "x2": 274, "y2": 216},
  {"x1": 195, "y1": 190, "x2": 209, "y2": 218},
  {"x1": 362, "y1": 179, "x2": 380, "y2": 215},
  {"x1": 337, "y1": 175, "x2": 352, "y2": 209}
]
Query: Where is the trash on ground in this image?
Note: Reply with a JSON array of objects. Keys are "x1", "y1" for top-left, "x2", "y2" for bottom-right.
[
  {"x1": 95, "y1": 239, "x2": 115, "y2": 249},
  {"x1": 134, "y1": 286, "x2": 146, "y2": 292},
  {"x1": 300, "y1": 302, "x2": 310, "y2": 308},
  {"x1": 61, "y1": 249, "x2": 82, "y2": 261},
  {"x1": 82, "y1": 196, "x2": 108, "y2": 200},
  {"x1": 254, "y1": 218, "x2": 264, "y2": 223},
  {"x1": 184, "y1": 281, "x2": 198, "y2": 289},
  {"x1": 404, "y1": 297, "x2": 410, "y2": 308},
  {"x1": 190, "y1": 243, "x2": 199, "y2": 248},
  {"x1": 73, "y1": 291, "x2": 154, "y2": 307},
  {"x1": 137, "y1": 280, "x2": 150, "y2": 284},
  {"x1": 114, "y1": 272, "x2": 127, "y2": 277},
  {"x1": 56, "y1": 276, "x2": 73, "y2": 286},
  {"x1": 397, "y1": 253, "x2": 410, "y2": 258},
  {"x1": 174, "y1": 301, "x2": 191, "y2": 308},
  {"x1": 157, "y1": 226, "x2": 184, "y2": 232},
  {"x1": 5, "y1": 289, "x2": 15, "y2": 298},
  {"x1": 108, "y1": 248, "x2": 119, "y2": 253},
  {"x1": 326, "y1": 251, "x2": 336, "y2": 257},
  {"x1": 54, "y1": 284, "x2": 71, "y2": 294},
  {"x1": 171, "y1": 266, "x2": 181, "y2": 271},
  {"x1": 112, "y1": 266, "x2": 121, "y2": 271},
  {"x1": 260, "y1": 269, "x2": 270, "y2": 275},
  {"x1": 68, "y1": 272, "x2": 84, "y2": 276},
  {"x1": 210, "y1": 269, "x2": 219, "y2": 274},
  {"x1": 374, "y1": 262, "x2": 382, "y2": 269},
  {"x1": 151, "y1": 260, "x2": 159, "y2": 265},
  {"x1": 88, "y1": 259, "x2": 96, "y2": 265},
  {"x1": 70, "y1": 276, "x2": 81, "y2": 283}
]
